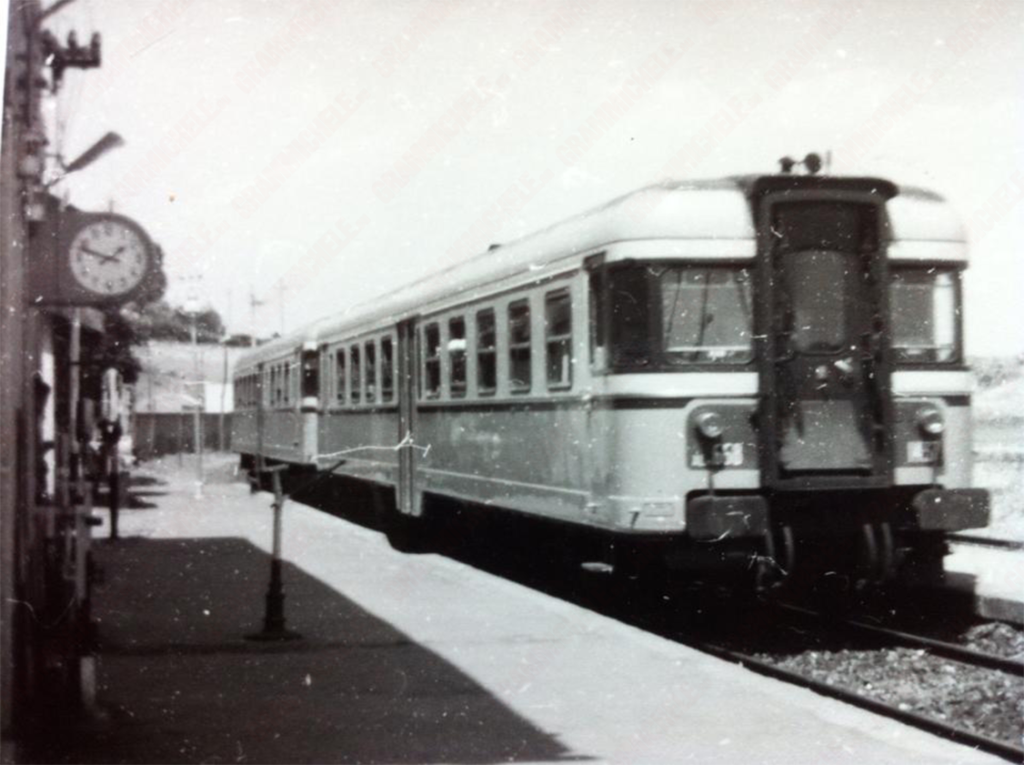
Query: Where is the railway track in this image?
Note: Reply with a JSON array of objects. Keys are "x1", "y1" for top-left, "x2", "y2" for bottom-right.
[
  {"x1": 609, "y1": 588, "x2": 1024, "y2": 762},
  {"x1": 947, "y1": 533, "x2": 1024, "y2": 552},
  {"x1": 702, "y1": 603, "x2": 1024, "y2": 762},
  {"x1": 778, "y1": 603, "x2": 1024, "y2": 675},
  {"x1": 689, "y1": 636, "x2": 1024, "y2": 763}
]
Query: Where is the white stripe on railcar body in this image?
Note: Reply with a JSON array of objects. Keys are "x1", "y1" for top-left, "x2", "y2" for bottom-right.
[
  {"x1": 892, "y1": 370, "x2": 974, "y2": 396},
  {"x1": 597, "y1": 372, "x2": 759, "y2": 399}
]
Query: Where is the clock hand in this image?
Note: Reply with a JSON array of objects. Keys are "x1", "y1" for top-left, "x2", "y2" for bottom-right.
[{"x1": 81, "y1": 246, "x2": 120, "y2": 263}]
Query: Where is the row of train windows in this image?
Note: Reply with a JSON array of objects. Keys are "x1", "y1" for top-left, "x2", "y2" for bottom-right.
[
  {"x1": 269, "y1": 362, "x2": 293, "y2": 407},
  {"x1": 332, "y1": 337, "x2": 395, "y2": 406},
  {"x1": 235, "y1": 373, "x2": 260, "y2": 409},
  {"x1": 422, "y1": 289, "x2": 571, "y2": 398},
  {"x1": 236, "y1": 289, "x2": 573, "y2": 408},
  {"x1": 233, "y1": 363, "x2": 294, "y2": 409}
]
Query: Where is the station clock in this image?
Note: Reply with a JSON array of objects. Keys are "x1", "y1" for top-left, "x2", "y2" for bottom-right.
[
  {"x1": 27, "y1": 201, "x2": 160, "y2": 307},
  {"x1": 66, "y1": 215, "x2": 152, "y2": 298}
]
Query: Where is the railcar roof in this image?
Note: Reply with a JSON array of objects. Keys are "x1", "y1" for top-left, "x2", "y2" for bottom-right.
[
  {"x1": 315, "y1": 179, "x2": 754, "y2": 340},
  {"x1": 235, "y1": 174, "x2": 964, "y2": 370}
]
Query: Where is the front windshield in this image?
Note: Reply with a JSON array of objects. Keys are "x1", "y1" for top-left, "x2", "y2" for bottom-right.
[
  {"x1": 890, "y1": 268, "x2": 959, "y2": 363},
  {"x1": 605, "y1": 263, "x2": 753, "y2": 369}
]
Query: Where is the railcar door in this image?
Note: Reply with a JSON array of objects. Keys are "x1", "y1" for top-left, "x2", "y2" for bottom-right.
[
  {"x1": 396, "y1": 318, "x2": 419, "y2": 515},
  {"x1": 759, "y1": 192, "x2": 894, "y2": 490}
]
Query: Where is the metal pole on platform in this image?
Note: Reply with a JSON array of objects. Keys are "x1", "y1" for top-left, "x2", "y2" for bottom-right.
[
  {"x1": 246, "y1": 466, "x2": 301, "y2": 641},
  {"x1": 191, "y1": 316, "x2": 203, "y2": 498}
]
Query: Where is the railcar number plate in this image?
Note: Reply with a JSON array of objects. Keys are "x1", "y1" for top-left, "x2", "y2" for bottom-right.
[
  {"x1": 907, "y1": 440, "x2": 940, "y2": 464},
  {"x1": 691, "y1": 442, "x2": 744, "y2": 468}
]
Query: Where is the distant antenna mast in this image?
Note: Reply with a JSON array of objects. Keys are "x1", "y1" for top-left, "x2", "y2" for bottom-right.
[{"x1": 249, "y1": 286, "x2": 264, "y2": 346}]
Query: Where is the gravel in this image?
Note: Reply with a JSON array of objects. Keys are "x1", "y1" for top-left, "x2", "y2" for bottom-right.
[
  {"x1": 753, "y1": 623, "x2": 1024, "y2": 747},
  {"x1": 961, "y1": 621, "x2": 1024, "y2": 661}
]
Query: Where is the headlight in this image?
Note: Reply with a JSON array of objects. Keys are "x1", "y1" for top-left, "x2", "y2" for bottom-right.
[
  {"x1": 696, "y1": 411, "x2": 724, "y2": 440},
  {"x1": 916, "y1": 407, "x2": 944, "y2": 437}
]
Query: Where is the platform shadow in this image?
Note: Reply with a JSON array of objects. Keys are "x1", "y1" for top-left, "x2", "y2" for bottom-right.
[{"x1": 33, "y1": 536, "x2": 585, "y2": 765}]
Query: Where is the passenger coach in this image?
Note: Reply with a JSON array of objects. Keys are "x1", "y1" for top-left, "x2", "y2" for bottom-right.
[{"x1": 233, "y1": 165, "x2": 989, "y2": 590}]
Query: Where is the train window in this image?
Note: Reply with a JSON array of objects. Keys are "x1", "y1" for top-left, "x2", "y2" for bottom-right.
[
  {"x1": 424, "y1": 323, "x2": 441, "y2": 398},
  {"x1": 780, "y1": 252, "x2": 845, "y2": 354},
  {"x1": 365, "y1": 341, "x2": 377, "y2": 403},
  {"x1": 508, "y1": 299, "x2": 531, "y2": 392},
  {"x1": 381, "y1": 337, "x2": 394, "y2": 402},
  {"x1": 335, "y1": 349, "x2": 346, "y2": 404},
  {"x1": 590, "y1": 268, "x2": 607, "y2": 369},
  {"x1": 284, "y1": 363, "x2": 291, "y2": 405},
  {"x1": 476, "y1": 309, "x2": 496, "y2": 395},
  {"x1": 890, "y1": 268, "x2": 960, "y2": 363},
  {"x1": 302, "y1": 351, "x2": 319, "y2": 399},
  {"x1": 603, "y1": 263, "x2": 752, "y2": 370},
  {"x1": 545, "y1": 290, "x2": 572, "y2": 389},
  {"x1": 350, "y1": 345, "x2": 361, "y2": 404},
  {"x1": 449, "y1": 317, "x2": 467, "y2": 398},
  {"x1": 609, "y1": 266, "x2": 653, "y2": 367},
  {"x1": 271, "y1": 367, "x2": 280, "y2": 406},
  {"x1": 660, "y1": 266, "x2": 753, "y2": 363}
]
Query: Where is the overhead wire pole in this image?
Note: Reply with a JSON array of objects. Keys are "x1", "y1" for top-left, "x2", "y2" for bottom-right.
[
  {"x1": 277, "y1": 282, "x2": 287, "y2": 336},
  {"x1": 219, "y1": 287, "x2": 231, "y2": 451},
  {"x1": 249, "y1": 285, "x2": 263, "y2": 347},
  {"x1": 184, "y1": 274, "x2": 203, "y2": 497}
]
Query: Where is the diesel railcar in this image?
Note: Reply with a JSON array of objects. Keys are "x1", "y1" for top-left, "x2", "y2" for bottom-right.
[{"x1": 233, "y1": 167, "x2": 989, "y2": 590}]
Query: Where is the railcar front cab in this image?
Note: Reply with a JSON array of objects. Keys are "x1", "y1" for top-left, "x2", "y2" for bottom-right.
[{"x1": 587, "y1": 175, "x2": 989, "y2": 589}]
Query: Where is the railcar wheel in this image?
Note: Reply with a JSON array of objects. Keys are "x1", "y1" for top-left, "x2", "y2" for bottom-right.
[
  {"x1": 897, "y1": 533, "x2": 948, "y2": 587},
  {"x1": 373, "y1": 486, "x2": 432, "y2": 554}
]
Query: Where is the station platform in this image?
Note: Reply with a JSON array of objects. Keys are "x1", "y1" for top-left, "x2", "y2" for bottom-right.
[
  {"x1": 945, "y1": 543, "x2": 1024, "y2": 625},
  {"x1": 32, "y1": 456, "x2": 1006, "y2": 764}
]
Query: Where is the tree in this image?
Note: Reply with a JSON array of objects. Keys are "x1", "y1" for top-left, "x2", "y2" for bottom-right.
[
  {"x1": 127, "y1": 300, "x2": 227, "y2": 343},
  {"x1": 88, "y1": 308, "x2": 143, "y2": 384}
]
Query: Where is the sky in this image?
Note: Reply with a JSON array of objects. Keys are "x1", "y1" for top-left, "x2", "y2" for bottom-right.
[{"x1": 30, "y1": 0, "x2": 1024, "y2": 355}]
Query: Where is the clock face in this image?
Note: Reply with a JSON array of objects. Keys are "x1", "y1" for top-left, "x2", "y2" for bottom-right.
[{"x1": 68, "y1": 218, "x2": 150, "y2": 297}]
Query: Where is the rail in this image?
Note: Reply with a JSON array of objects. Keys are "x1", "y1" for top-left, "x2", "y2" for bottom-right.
[
  {"x1": 779, "y1": 603, "x2": 1024, "y2": 675},
  {"x1": 947, "y1": 533, "x2": 1024, "y2": 552},
  {"x1": 690, "y1": 638, "x2": 1024, "y2": 763}
]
